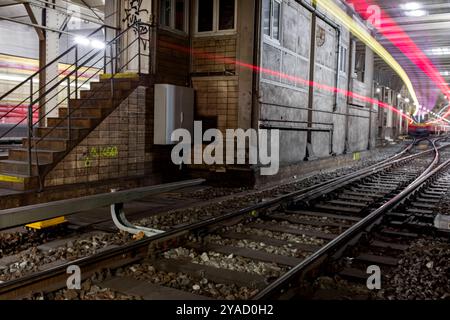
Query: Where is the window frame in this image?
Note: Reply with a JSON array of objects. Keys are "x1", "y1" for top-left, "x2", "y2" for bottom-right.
[
  {"x1": 263, "y1": 0, "x2": 282, "y2": 44},
  {"x1": 195, "y1": 0, "x2": 238, "y2": 36},
  {"x1": 159, "y1": 0, "x2": 189, "y2": 34},
  {"x1": 339, "y1": 45, "x2": 348, "y2": 75}
]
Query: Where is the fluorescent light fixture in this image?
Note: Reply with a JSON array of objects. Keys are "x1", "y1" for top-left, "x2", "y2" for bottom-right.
[
  {"x1": 440, "y1": 71, "x2": 450, "y2": 76},
  {"x1": 400, "y1": 2, "x2": 422, "y2": 11},
  {"x1": 74, "y1": 36, "x2": 90, "y2": 46},
  {"x1": 404, "y1": 10, "x2": 428, "y2": 17},
  {"x1": 427, "y1": 47, "x2": 450, "y2": 56},
  {"x1": 91, "y1": 40, "x2": 106, "y2": 49}
]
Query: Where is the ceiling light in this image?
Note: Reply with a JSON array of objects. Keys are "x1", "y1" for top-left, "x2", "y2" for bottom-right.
[
  {"x1": 397, "y1": 94, "x2": 402, "y2": 99},
  {"x1": 376, "y1": 88, "x2": 381, "y2": 93},
  {"x1": 400, "y1": 2, "x2": 422, "y2": 11},
  {"x1": 91, "y1": 40, "x2": 106, "y2": 49},
  {"x1": 74, "y1": 36, "x2": 90, "y2": 46},
  {"x1": 404, "y1": 10, "x2": 428, "y2": 17},
  {"x1": 427, "y1": 47, "x2": 450, "y2": 56},
  {"x1": 405, "y1": 98, "x2": 410, "y2": 103}
]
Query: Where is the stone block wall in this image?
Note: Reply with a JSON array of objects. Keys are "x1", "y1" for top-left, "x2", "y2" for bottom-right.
[
  {"x1": 45, "y1": 86, "x2": 147, "y2": 187},
  {"x1": 192, "y1": 76, "x2": 239, "y2": 132},
  {"x1": 192, "y1": 36, "x2": 237, "y2": 74}
]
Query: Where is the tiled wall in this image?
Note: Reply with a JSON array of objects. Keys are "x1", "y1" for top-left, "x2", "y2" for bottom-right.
[
  {"x1": 192, "y1": 36, "x2": 237, "y2": 74},
  {"x1": 45, "y1": 86, "x2": 147, "y2": 187},
  {"x1": 192, "y1": 76, "x2": 239, "y2": 132}
]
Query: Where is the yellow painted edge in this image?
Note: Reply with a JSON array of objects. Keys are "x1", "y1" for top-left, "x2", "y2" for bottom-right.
[
  {"x1": 26, "y1": 217, "x2": 67, "y2": 230},
  {"x1": 100, "y1": 72, "x2": 139, "y2": 80},
  {"x1": 0, "y1": 175, "x2": 25, "y2": 183}
]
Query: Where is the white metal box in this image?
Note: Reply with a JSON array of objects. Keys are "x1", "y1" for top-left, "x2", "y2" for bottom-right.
[
  {"x1": 434, "y1": 214, "x2": 450, "y2": 231},
  {"x1": 154, "y1": 84, "x2": 194, "y2": 145}
]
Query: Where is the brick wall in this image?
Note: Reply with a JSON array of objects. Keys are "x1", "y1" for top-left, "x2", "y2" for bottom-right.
[
  {"x1": 156, "y1": 31, "x2": 190, "y2": 86},
  {"x1": 192, "y1": 36, "x2": 237, "y2": 74},
  {"x1": 192, "y1": 76, "x2": 239, "y2": 132},
  {"x1": 45, "y1": 86, "x2": 148, "y2": 187}
]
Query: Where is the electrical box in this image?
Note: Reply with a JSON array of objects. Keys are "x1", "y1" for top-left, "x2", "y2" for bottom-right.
[
  {"x1": 434, "y1": 214, "x2": 450, "y2": 231},
  {"x1": 154, "y1": 84, "x2": 194, "y2": 145}
]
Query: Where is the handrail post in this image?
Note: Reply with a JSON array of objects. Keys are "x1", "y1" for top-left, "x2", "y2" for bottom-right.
[
  {"x1": 110, "y1": 44, "x2": 114, "y2": 74},
  {"x1": 28, "y1": 78, "x2": 33, "y2": 177},
  {"x1": 104, "y1": 27, "x2": 107, "y2": 74},
  {"x1": 138, "y1": 23, "x2": 141, "y2": 75},
  {"x1": 75, "y1": 46, "x2": 78, "y2": 99},
  {"x1": 67, "y1": 77, "x2": 71, "y2": 141}
]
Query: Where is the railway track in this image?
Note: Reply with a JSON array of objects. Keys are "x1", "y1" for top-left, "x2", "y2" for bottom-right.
[
  {"x1": 311, "y1": 147, "x2": 450, "y2": 300},
  {"x1": 0, "y1": 138, "x2": 449, "y2": 300}
]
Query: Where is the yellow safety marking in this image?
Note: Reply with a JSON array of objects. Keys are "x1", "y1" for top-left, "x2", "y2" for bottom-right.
[
  {"x1": 353, "y1": 152, "x2": 361, "y2": 161},
  {"x1": 0, "y1": 175, "x2": 25, "y2": 183},
  {"x1": 100, "y1": 72, "x2": 139, "y2": 80},
  {"x1": 26, "y1": 216, "x2": 67, "y2": 230}
]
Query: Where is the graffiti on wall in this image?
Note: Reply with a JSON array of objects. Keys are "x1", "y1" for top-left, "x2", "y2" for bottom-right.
[
  {"x1": 83, "y1": 146, "x2": 119, "y2": 167},
  {"x1": 123, "y1": 0, "x2": 150, "y2": 36}
]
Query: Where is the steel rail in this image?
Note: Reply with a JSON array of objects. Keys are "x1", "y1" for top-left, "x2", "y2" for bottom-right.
[
  {"x1": 0, "y1": 140, "x2": 440, "y2": 299},
  {"x1": 0, "y1": 140, "x2": 416, "y2": 230},
  {"x1": 254, "y1": 139, "x2": 449, "y2": 300},
  {"x1": 0, "y1": 179, "x2": 204, "y2": 231}
]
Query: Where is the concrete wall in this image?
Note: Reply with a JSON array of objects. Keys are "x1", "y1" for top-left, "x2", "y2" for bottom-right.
[
  {"x1": 190, "y1": 0, "x2": 255, "y2": 133},
  {"x1": 257, "y1": 0, "x2": 375, "y2": 167},
  {"x1": 259, "y1": 2, "x2": 311, "y2": 164},
  {"x1": 45, "y1": 86, "x2": 174, "y2": 187}
]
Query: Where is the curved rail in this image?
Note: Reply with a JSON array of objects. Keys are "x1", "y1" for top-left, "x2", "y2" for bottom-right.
[
  {"x1": 255, "y1": 138, "x2": 449, "y2": 299},
  {"x1": 0, "y1": 139, "x2": 445, "y2": 299}
]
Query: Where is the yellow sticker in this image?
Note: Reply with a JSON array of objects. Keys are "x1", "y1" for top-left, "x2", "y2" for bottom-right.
[{"x1": 0, "y1": 175, "x2": 25, "y2": 183}]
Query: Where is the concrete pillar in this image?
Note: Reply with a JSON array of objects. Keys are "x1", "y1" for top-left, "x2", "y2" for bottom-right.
[
  {"x1": 385, "y1": 89, "x2": 394, "y2": 141},
  {"x1": 44, "y1": 2, "x2": 64, "y2": 121},
  {"x1": 237, "y1": 0, "x2": 255, "y2": 131},
  {"x1": 120, "y1": 0, "x2": 153, "y2": 74},
  {"x1": 364, "y1": 47, "x2": 374, "y2": 149}
]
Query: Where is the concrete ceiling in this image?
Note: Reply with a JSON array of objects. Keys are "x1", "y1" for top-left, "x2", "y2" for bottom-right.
[
  {"x1": 0, "y1": 0, "x2": 105, "y2": 32},
  {"x1": 369, "y1": 0, "x2": 450, "y2": 108}
]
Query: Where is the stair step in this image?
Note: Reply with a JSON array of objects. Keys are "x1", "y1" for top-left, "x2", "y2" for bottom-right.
[
  {"x1": 79, "y1": 89, "x2": 127, "y2": 99},
  {"x1": 59, "y1": 106, "x2": 105, "y2": 118},
  {"x1": 34, "y1": 126, "x2": 89, "y2": 139},
  {"x1": 91, "y1": 79, "x2": 137, "y2": 91},
  {"x1": 47, "y1": 117, "x2": 98, "y2": 128},
  {"x1": 0, "y1": 159, "x2": 49, "y2": 176},
  {"x1": 0, "y1": 173, "x2": 39, "y2": 191},
  {"x1": 8, "y1": 148, "x2": 62, "y2": 163},
  {"x1": 69, "y1": 98, "x2": 118, "y2": 109},
  {"x1": 23, "y1": 137, "x2": 70, "y2": 151}
]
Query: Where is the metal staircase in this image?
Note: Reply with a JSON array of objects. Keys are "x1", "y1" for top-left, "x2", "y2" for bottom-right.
[{"x1": 0, "y1": 22, "x2": 152, "y2": 191}]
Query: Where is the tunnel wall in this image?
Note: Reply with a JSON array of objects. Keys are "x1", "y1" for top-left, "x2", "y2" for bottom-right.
[{"x1": 258, "y1": 0, "x2": 375, "y2": 167}]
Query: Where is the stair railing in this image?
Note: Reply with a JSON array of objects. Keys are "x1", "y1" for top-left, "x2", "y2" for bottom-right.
[{"x1": 0, "y1": 21, "x2": 153, "y2": 182}]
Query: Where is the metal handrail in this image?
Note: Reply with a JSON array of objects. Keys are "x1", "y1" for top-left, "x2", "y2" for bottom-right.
[
  {"x1": 0, "y1": 179, "x2": 205, "y2": 230},
  {"x1": 0, "y1": 21, "x2": 153, "y2": 182},
  {"x1": 0, "y1": 25, "x2": 109, "y2": 102},
  {"x1": 0, "y1": 25, "x2": 116, "y2": 100}
]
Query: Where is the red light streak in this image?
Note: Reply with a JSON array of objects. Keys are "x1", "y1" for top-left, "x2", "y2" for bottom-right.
[
  {"x1": 162, "y1": 41, "x2": 414, "y2": 122},
  {"x1": 347, "y1": 0, "x2": 450, "y2": 118}
]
